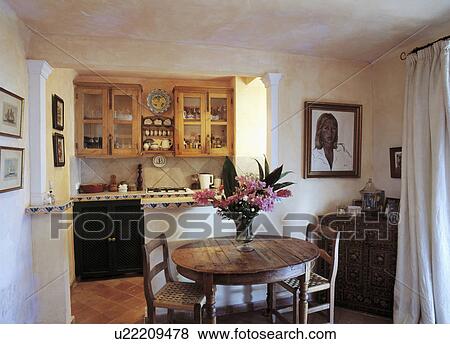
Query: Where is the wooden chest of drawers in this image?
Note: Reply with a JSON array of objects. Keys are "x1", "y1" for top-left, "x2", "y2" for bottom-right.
[{"x1": 319, "y1": 213, "x2": 398, "y2": 318}]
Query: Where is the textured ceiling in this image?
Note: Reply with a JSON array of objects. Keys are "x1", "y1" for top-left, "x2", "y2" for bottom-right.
[{"x1": 7, "y1": 0, "x2": 450, "y2": 62}]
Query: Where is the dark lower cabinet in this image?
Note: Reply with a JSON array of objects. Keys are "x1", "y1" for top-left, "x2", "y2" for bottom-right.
[
  {"x1": 73, "y1": 200, "x2": 144, "y2": 280},
  {"x1": 319, "y1": 213, "x2": 398, "y2": 318}
]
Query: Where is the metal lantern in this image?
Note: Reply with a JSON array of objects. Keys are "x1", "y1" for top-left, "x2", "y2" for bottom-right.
[{"x1": 360, "y1": 178, "x2": 385, "y2": 212}]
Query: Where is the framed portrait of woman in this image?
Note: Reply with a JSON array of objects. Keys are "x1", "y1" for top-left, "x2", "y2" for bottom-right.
[{"x1": 304, "y1": 101, "x2": 362, "y2": 178}]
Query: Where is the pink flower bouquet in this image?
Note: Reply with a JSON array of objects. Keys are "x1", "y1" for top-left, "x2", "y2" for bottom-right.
[{"x1": 193, "y1": 157, "x2": 293, "y2": 251}]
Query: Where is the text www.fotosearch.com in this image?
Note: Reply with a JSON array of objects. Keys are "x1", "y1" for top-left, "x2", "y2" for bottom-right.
[
  {"x1": 114, "y1": 327, "x2": 337, "y2": 341},
  {"x1": 197, "y1": 328, "x2": 336, "y2": 340}
]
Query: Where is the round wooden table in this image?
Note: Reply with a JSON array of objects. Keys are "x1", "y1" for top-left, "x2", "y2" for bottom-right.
[{"x1": 172, "y1": 236, "x2": 320, "y2": 324}]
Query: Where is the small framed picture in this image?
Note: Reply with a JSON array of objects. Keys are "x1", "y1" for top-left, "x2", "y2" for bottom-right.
[
  {"x1": 52, "y1": 94, "x2": 64, "y2": 131},
  {"x1": 0, "y1": 146, "x2": 24, "y2": 193},
  {"x1": 385, "y1": 197, "x2": 400, "y2": 225},
  {"x1": 53, "y1": 133, "x2": 65, "y2": 167},
  {"x1": 390, "y1": 147, "x2": 402, "y2": 178},
  {"x1": 304, "y1": 101, "x2": 362, "y2": 178},
  {"x1": 0, "y1": 87, "x2": 24, "y2": 138}
]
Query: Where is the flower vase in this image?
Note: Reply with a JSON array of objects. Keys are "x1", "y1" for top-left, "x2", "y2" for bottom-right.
[{"x1": 235, "y1": 218, "x2": 255, "y2": 252}]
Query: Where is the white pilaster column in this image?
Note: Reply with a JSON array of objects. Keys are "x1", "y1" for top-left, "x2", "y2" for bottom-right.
[
  {"x1": 27, "y1": 60, "x2": 53, "y2": 205},
  {"x1": 262, "y1": 73, "x2": 282, "y2": 168}
]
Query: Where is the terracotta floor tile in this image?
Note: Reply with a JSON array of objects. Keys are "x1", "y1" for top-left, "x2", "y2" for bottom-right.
[
  {"x1": 76, "y1": 293, "x2": 109, "y2": 307},
  {"x1": 121, "y1": 296, "x2": 146, "y2": 310},
  {"x1": 107, "y1": 291, "x2": 134, "y2": 303},
  {"x1": 97, "y1": 278, "x2": 127, "y2": 288},
  {"x1": 79, "y1": 312, "x2": 114, "y2": 324},
  {"x1": 71, "y1": 300, "x2": 89, "y2": 314},
  {"x1": 113, "y1": 281, "x2": 136, "y2": 291},
  {"x1": 126, "y1": 285, "x2": 144, "y2": 297},
  {"x1": 106, "y1": 304, "x2": 130, "y2": 319},
  {"x1": 75, "y1": 306, "x2": 102, "y2": 322},
  {"x1": 90, "y1": 298, "x2": 120, "y2": 313},
  {"x1": 126, "y1": 277, "x2": 144, "y2": 285},
  {"x1": 108, "y1": 309, "x2": 145, "y2": 324},
  {"x1": 92, "y1": 285, "x2": 121, "y2": 299},
  {"x1": 71, "y1": 277, "x2": 391, "y2": 324}
]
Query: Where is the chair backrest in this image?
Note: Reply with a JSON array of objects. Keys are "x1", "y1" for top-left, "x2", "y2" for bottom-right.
[
  {"x1": 306, "y1": 223, "x2": 341, "y2": 286},
  {"x1": 142, "y1": 233, "x2": 174, "y2": 303}
]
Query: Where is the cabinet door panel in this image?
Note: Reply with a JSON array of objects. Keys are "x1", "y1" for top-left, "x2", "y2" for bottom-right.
[
  {"x1": 76, "y1": 88, "x2": 108, "y2": 156},
  {"x1": 74, "y1": 204, "x2": 114, "y2": 277},
  {"x1": 176, "y1": 91, "x2": 207, "y2": 156},
  {"x1": 111, "y1": 88, "x2": 140, "y2": 156},
  {"x1": 208, "y1": 92, "x2": 233, "y2": 156},
  {"x1": 111, "y1": 202, "x2": 144, "y2": 274}
]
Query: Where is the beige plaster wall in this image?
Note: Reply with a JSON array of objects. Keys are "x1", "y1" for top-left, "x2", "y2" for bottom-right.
[
  {"x1": 28, "y1": 34, "x2": 374, "y2": 216},
  {"x1": 0, "y1": 0, "x2": 32, "y2": 323},
  {"x1": 234, "y1": 77, "x2": 267, "y2": 174},
  {"x1": 45, "y1": 68, "x2": 77, "y2": 286},
  {"x1": 371, "y1": 20, "x2": 450, "y2": 198},
  {"x1": 46, "y1": 68, "x2": 77, "y2": 201}
]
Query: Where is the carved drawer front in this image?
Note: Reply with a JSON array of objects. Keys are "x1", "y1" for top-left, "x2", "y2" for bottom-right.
[
  {"x1": 340, "y1": 290, "x2": 368, "y2": 309},
  {"x1": 363, "y1": 287, "x2": 394, "y2": 317},
  {"x1": 344, "y1": 243, "x2": 364, "y2": 265},
  {"x1": 369, "y1": 269, "x2": 390, "y2": 288},
  {"x1": 345, "y1": 266, "x2": 363, "y2": 285},
  {"x1": 368, "y1": 244, "x2": 397, "y2": 272}
]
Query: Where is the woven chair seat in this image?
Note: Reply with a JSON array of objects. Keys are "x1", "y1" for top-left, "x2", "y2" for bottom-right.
[
  {"x1": 282, "y1": 273, "x2": 330, "y2": 290},
  {"x1": 154, "y1": 281, "x2": 205, "y2": 308}
]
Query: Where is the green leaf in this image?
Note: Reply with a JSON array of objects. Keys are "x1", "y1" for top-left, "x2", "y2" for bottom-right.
[
  {"x1": 264, "y1": 165, "x2": 283, "y2": 186},
  {"x1": 222, "y1": 156, "x2": 238, "y2": 197},
  {"x1": 279, "y1": 171, "x2": 293, "y2": 180},
  {"x1": 272, "y1": 181, "x2": 295, "y2": 191},
  {"x1": 264, "y1": 155, "x2": 270, "y2": 178},
  {"x1": 254, "y1": 158, "x2": 265, "y2": 180}
]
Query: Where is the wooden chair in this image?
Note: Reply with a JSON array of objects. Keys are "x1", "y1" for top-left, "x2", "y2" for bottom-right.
[
  {"x1": 143, "y1": 233, "x2": 206, "y2": 323},
  {"x1": 268, "y1": 224, "x2": 340, "y2": 324}
]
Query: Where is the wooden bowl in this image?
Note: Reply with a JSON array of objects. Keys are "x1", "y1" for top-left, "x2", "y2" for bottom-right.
[{"x1": 79, "y1": 184, "x2": 105, "y2": 194}]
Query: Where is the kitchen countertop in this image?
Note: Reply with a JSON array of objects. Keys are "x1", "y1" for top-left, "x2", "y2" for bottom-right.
[
  {"x1": 26, "y1": 190, "x2": 207, "y2": 214},
  {"x1": 71, "y1": 191, "x2": 148, "y2": 202},
  {"x1": 71, "y1": 190, "x2": 201, "y2": 209},
  {"x1": 25, "y1": 200, "x2": 73, "y2": 215}
]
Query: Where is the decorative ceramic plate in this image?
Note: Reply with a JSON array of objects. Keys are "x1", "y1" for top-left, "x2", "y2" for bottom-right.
[
  {"x1": 153, "y1": 155, "x2": 167, "y2": 168},
  {"x1": 147, "y1": 89, "x2": 171, "y2": 114}
]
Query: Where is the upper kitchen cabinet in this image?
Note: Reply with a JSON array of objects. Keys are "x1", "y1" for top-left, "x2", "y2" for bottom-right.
[
  {"x1": 174, "y1": 87, "x2": 234, "y2": 157},
  {"x1": 75, "y1": 84, "x2": 142, "y2": 157}
]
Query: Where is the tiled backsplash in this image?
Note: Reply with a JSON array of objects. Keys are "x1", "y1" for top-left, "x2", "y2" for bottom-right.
[{"x1": 79, "y1": 157, "x2": 225, "y2": 188}]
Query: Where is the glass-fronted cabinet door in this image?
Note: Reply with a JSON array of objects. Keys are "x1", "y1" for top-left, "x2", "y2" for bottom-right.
[
  {"x1": 110, "y1": 88, "x2": 140, "y2": 156},
  {"x1": 75, "y1": 87, "x2": 108, "y2": 156},
  {"x1": 175, "y1": 90, "x2": 207, "y2": 156},
  {"x1": 207, "y1": 91, "x2": 233, "y2": 156}
]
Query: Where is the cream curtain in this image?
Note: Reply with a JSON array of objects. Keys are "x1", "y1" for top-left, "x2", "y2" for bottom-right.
[{"x1": 394, "y1": 39, "x2": 450, "y2": 323}]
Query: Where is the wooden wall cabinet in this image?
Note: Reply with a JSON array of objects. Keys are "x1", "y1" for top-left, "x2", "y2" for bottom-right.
[
  {"x1": 75, "y1": 84, "x2": 141, "y2": 157},
  {"x1": 174, "y1": 87, "x2": 234, "y2": 157}
]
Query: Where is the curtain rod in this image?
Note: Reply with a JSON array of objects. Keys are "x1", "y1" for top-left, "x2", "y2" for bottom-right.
[{"x1": 400, "y1": 34, "x2": 450, "y2": 60}]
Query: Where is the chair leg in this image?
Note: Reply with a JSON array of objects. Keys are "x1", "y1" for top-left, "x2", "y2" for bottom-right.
[
  {"x1": 329, "y1": 288, "x2": 335, "y2": 324},
  {"x1": 167, "y1": 309, "x2": 174, "y2": 324},
  {"x1": 147, "y1": 306, "x2": 156, "y2": 324},
  {"x1": 194, "y1": 304, "x2": 202, "y2": 324},
  {"x1": 292, "y1": 290, "x2": 299, "y2": 324},
  {"x1": 298, "y1": 273, "x2": 309, "y2": 324},
  {"x1": 266, "y1": 283, "x2": 276, "y2": 323}
]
